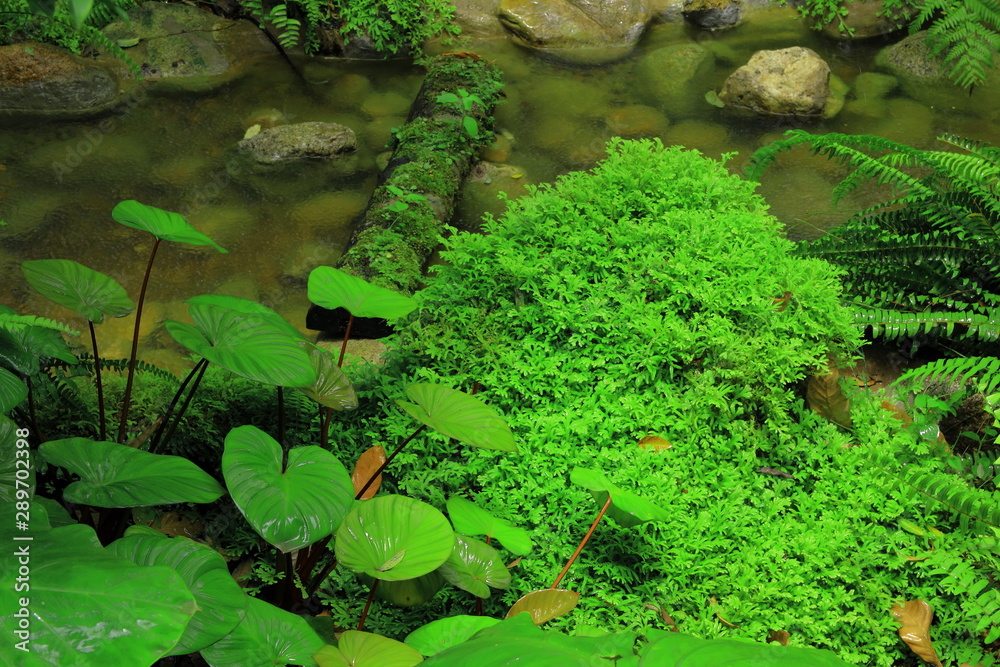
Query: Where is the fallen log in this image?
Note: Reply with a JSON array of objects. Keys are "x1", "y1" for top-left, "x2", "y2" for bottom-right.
[{"x1": 307, "y1": 53, "x2": 504, "y2": 333}]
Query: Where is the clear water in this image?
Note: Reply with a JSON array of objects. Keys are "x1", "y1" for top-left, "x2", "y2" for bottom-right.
[{"x1": 1, "y1": 6, "x2": 997, "y2": 371}]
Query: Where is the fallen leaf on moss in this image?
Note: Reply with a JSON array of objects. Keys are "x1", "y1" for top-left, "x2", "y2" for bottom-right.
[
  {"x1": 891, "y1": 599, "x2": 943, "y2": 667},
  {"x1": 807, "y1": 357, "x2": 852, "y2": 428},
  {"x1": 768, "y1": 629, "x2": 790, "y2": 646},
  {"x1": 639, "y1": 435, "x2": 671, "y2": 451}
]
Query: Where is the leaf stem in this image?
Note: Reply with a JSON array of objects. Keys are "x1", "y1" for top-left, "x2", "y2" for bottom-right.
[
  {"x1": 88, "y1": 322, "x2": 106, "y2": 441},
  {"x1": 148, "y1": 358, "x2": 208, "y2": 454},
  {"x1": 152, "y1": 359, "x2": 210, "y2": 454},
  {"x1": 358, "y1": 579, "x2": 379, "y2": 631},
  {"x1": 551, "y1": 494, "x2": 612, "y2": 589},
  {"x1": 117, "y1": 237, "x2": 161, "y2": 443},
  {"x1": 338, "y1": 313, "x2": 354, "y2": 368},
  {"x1": 355, "y1": 424, "x2": 427, "y2": 500}
]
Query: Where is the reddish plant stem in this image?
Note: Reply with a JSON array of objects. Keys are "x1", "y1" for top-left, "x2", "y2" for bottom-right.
[
  {"x1": 551, "y1": 495, "x2": 612, "y2": 589},
  {"x1": 88, "y1": 321, "x2": 106, "y2": 441},
  {"x1": 337, "y1": 314, "x2": 354, "y2": 368},
  {"x1": 358, "y1": 579, "x2": 379, "y2": 631},
  {"x1": 117, "y1": 238, "x2": 161, "y2": 443},
  {"x1": 354, "y1": 424, "x2": 427, "y2": 500}
]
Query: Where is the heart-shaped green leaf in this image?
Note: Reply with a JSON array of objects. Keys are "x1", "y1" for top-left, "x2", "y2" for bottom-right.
[
  {"x1": 638, "y1": 628, "x2": 852, "y2": 666},
  {"x1": 438, "y1": 534, "x2": 510, "y2": 599},
  {"x1": 39, "y1": 437, "x2": 225, "y2": 507},
  {"x1": 0, "y1": 521, "x2": 196, "y2": 666},
  {"x1": 396, "y1": 384, "x2": 517, "y2": 453},
  {"x1": 505, "y1": 589, "x2": 580, "y2": 625},
  {"x1": 186, "y1": 294, "x2": 306, "y2": 341},
  {"x1": 404, "y1": 615, "x2": 502, "y2": 657},
  {"x1": 446, "y1": 496, "x2": 533, "y2": 556},
  {"x1": 108, "y1": 531, "x2": 248, "y2": 655},
  {"x1": 200, "y1": 597, "x2": 324, "y2": 667},
  {"x1": 0, "y1": 416, "x2": 32, "y2": 503},
  {"x1": 570, "y1": 467, "x2": 670, "y2": 528},
  {"x1": 22, "y1": 259, "x2": 134, "y2": 323},
  {"x1": 314, "y1": 631, "x2": 424, "y2": 667},
  {"x1": 0, "y1": 368, "x2": 27, "y2": 414},
  {"x1": 112, "y1": 200, "x2": 227, "y2": 252},
  {"x1": 308, "y1": 266, "x2": 417, "y2": 319},
  {"x1": 223, "y1": 425, "x2": 354, "y2": 552},
  {"x1": 296, "y1": 343, "x2": 358, "y2": 411},
  {"x1": 336, "y1": 495, "x2": 455, "y2": 581},
  {"x1": 166, "y1": 303, "x2": 315, "y2": 387}
]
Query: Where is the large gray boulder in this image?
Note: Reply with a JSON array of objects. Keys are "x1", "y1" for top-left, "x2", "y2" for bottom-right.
[
  {"x1": 238, "y1": 122, "x2": 358, "y2": 164},
  {"x1": 683, "y1": 0, "x2": 743, "y2": 30},
  {"x1": 498, "y1": 0, "x2": 650, "y2": 63},
  {"x1": 102, "y1": 2, "x2": 275, "y2": 91},
  {"x1": 634, "y1": 42, "x2": 715, "y2": 116},
  {"x1": 719, "y1": 46, "x2": 831, "y2": 116},
  {"x1": 453, "y1": 0, "x2": 509, "y2": 37},
  {"x1": 0, "y1": 43, "x2": 120, "y2": 118}
]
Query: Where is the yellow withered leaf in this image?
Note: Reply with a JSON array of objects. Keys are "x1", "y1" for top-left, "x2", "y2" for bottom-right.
[{"x1": 891, "y1": 599, "x2": 943, "y2": 667}]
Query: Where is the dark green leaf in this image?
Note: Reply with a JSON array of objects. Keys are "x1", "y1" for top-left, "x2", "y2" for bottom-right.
[
  {"x1": 437, "y1": 534, "x2": 510, "y2": 598},
  {"x1": 39, "y1": 437, "x2": 225, "y2": 507},
  {"x1": 186, "y1": 294, "x2": 306, "y2": 341},
  {"x1": 638, "y1": 629, "x2": 851, "y2": 666},
  {"x1": 0, "y1": 368, "x2": 27, "y2": 414},
  {"x1": 296, "y1": 343, "x2": 358, "y2": 411},
  {"x1": 200, "y1": 597, "x2": 324, "y2": 667},
  {"x1": 108, "y1": 531, "x2": 248, "y2": 655}
]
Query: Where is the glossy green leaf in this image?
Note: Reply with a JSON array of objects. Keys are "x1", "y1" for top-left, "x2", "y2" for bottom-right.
[
  {"x1": 404, "y1": 615, "x2": 502, "y2": 657},
  {"x1": 33, "y1": 495, "x2": 75, "y2": 527},
  {"x1": 22, "y1": 259, "x2": 134, "y2": 323},
  {"x1": 0, "y1": 521, "x2": 196, "y2": 666},
  {"x1": 223, "y1": 425, "x2": 354, "y2": 552},
  {"x1": 108, "y1": 532, "x2": 248, "y2": 655},
  {"x1": 570, "y1": 467, "x2": 670, "y2": 528},
  {"x1": 438, "y1": 534, "x2": 510, "y2": 598},
  {"x1": 68, "y1": 0, "x2": 94, "y2": 27},
  {"x1": 296, "y1": 343, "x2": 358, "y2": 411},
  {"x1": 186, "y1": 294, "x2": 306, "y2": 341},
  {"x1": 0, "y1": 367, "x2": 27, "y2": 414},
  {"x1": 396, "y1": 384, "x2": 517, "y2": 453},
  {"x1": 200, "y1": 597, "x2": 324, "y2": 667},
  {"x1": 445, "y1": 496, "x2": 533, "y2": 555},
  {"x1": 638, "y1": 629, "x2": 852, "y2": 666},
  {"x1": 39, "y1": 437, "x2": 225, "y2": 507},
  {"x1": 0, "y1": 416, "x2": 32, "y2": 503},
  {"x1": 0, "y1": 321, "x2": 77, "y2": 375},
  {"x1": 308, "y1": 266, "x2": 417, "y2": 319},
  {"x1": 112, "y1": 200, "x2": 227, "y2": 252},
  {"x1": 314, "y1": 631, "x2": 424, "y2": 667},
  {"x1": 363, "y1": 570, "x2": 445, "y2": 607},
  {"x1": 166, "y1": 302, "x2": 315, "y2": 387},
  {"x1": 336, "y1": 495, "x2": 455, "y2": 581},
  {"x1": 505, "y1": 589, "x2": 580, "y2": 625},
  {"x1": 419, "y1": 614, "x2": 598, "y2": 666}
]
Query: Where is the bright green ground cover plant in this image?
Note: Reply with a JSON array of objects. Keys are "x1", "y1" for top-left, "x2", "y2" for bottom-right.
[{"x1": 314, "y1": 138, "x2": 1000, "y2": 665}]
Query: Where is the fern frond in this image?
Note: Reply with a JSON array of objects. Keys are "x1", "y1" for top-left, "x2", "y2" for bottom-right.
[
  {"x1": 854, "y1": 308, "x2": 1000, "y2": 341},
  {"x1": 0, "y1": 313, "x2": 79, "y2": 335},
  {"x1": 897, "y1": 468, "x2": 1000, "y2": 527}
]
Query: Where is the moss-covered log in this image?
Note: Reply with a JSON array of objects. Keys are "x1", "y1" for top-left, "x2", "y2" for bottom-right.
[
  {"x1": 307, "y1": 53, "x2": 503, "y2": 333},
  {"x1": 342, "y1": 54, "x2": 503, "y2": 290}
]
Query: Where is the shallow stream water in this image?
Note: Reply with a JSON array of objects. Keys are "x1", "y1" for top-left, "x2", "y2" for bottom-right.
[{"x1": 1, "y1": 6, "x2": 998, "y2": 371}]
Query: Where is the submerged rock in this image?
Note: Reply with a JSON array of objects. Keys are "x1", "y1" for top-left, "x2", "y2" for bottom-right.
[
  {"x1": 815, "y1": 0, "x2": 910, "y2": 39},
  {"x1": 498, "y1": 0, "x2": 650, "y2": 63},
  {"x1": 237, "y1": 122, "x2": 358, "y2": 164},
  {"x1": 0, "y1": 42, "x2": 120, "y2": 118},
  {"x1": 719, "y1": 46, "x2": 831, "y2": 116},
  {"x1": 634, "y1": 42, "x2": 715, "y2": 117},
  {"x1": 101, "y1": 2, "x2": 275, "y2": 91}
]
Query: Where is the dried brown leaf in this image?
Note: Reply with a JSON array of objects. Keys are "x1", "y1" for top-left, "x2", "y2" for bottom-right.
[
  {"x1": 639, "y1": 435, "x2": 672, "y2": 451},
  {"x1": 807, "y1": 357, "x2": 852, "y2": 428},
  {"x1": 891, "y1": 599, "x2": 943, "y2": 667},
  {"x1": 351, "y1": 445, "x2": 387, "y2": 500},
  {"x1": 768, "y1": 629, "x2": 790, "y2": 646}
]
